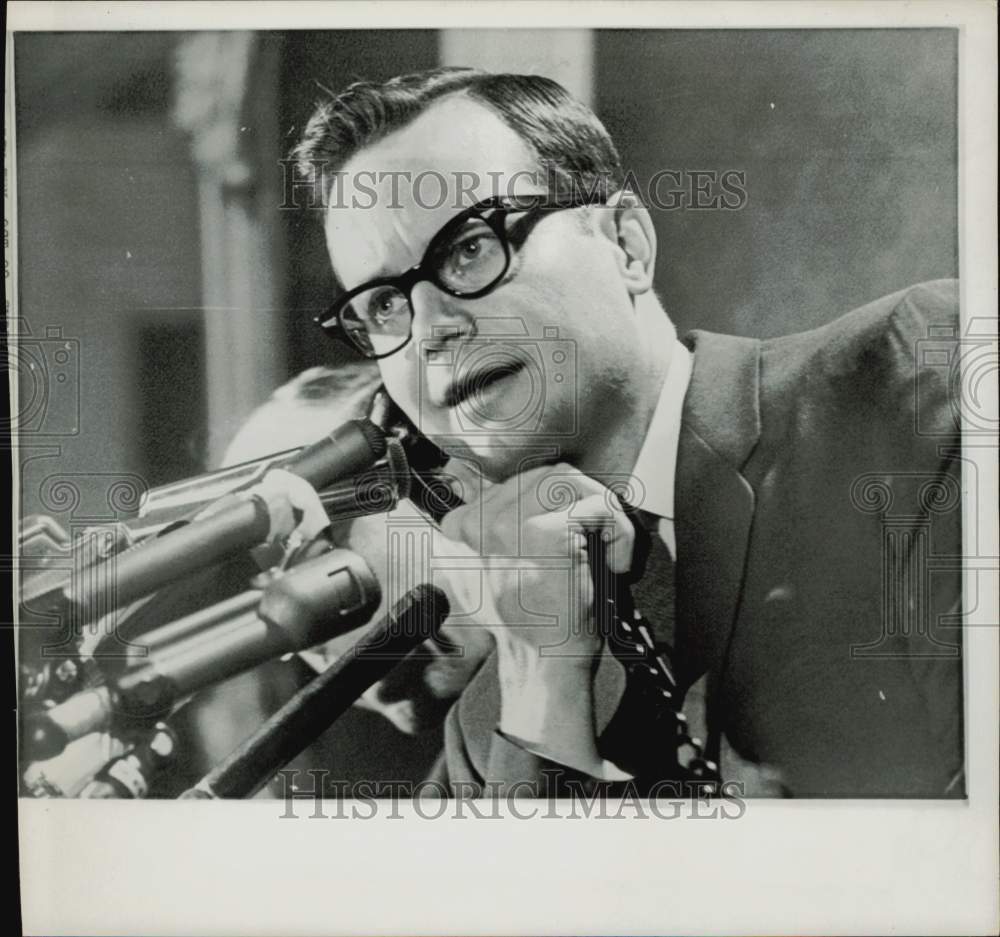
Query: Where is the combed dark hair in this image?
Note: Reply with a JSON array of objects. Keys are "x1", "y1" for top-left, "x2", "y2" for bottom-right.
[{"x1": 290, "y1": 67, "x2": 624, "y2": 203}]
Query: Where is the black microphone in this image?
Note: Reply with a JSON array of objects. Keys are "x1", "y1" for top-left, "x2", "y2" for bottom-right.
[
  {"x1": 23, "y1": 418, "x2": 389, "y2": 627},
  {"x1": 181, "y1": 583, "x2": 450, "y2": 799},
  {"x1": 278, "y1": 416, "x2": 388, "y2": 490},
  {"x1": 370, "y1": 387, "x2": 466, "y2": 523},
  {"x1": 23, "y1": 549, "x2": 381, "y2": 761}
]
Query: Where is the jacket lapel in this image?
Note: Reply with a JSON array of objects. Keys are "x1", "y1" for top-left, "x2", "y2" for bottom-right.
[{"x1": 675, "y1": 330, "x2": 761, "y2": 686}]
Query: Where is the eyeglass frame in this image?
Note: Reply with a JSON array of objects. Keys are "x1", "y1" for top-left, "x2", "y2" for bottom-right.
[{"x1": 315, "y1": 190, "x2": 608, "y2": 360}]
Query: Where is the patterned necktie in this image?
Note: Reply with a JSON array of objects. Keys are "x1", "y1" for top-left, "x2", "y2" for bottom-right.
[
  {"x1": 630, "y1": 510, "x2": 678, "y2": 652},
  {"x1": 595, "y1": 507, "x2": 718, "y2": 789}
]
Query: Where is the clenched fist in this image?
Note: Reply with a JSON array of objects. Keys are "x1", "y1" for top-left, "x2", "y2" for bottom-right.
[{"x1": 441, "y1": 463, "x2": 636, "y2": 772}]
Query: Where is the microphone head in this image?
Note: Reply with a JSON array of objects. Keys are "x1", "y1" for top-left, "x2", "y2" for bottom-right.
[
  {"x1": 257, "y1": 548, "x2": 383, "y2": 648},
  {"x1": 391, "y1": 584, "x2": 450, "y2": 642},
  {"x1": 285, "y1": 418, "x2": 388, "y2": 491},
  {"x1": 383, "y1": 435, "x2": 411, "y2": 501},
  {"x1": 350, "y1": 417, "x2": 390, "y2": 462}
]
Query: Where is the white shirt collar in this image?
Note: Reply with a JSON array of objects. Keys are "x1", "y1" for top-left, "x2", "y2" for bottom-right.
[{"x1": 630, "y1": 339, "x2": 693, "y2": 558}]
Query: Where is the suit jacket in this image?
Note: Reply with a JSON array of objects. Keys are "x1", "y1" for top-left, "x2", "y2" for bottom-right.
[{"x1": 438, "y1": 279, "x2": 964, "y2": 798}]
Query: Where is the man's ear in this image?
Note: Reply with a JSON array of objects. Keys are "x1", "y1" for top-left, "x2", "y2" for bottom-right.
[{"x1": 596, "y1": 189, "x2": 657, "y2": 295}]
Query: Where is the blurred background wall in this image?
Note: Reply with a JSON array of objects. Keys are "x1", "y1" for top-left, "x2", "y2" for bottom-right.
[
  {"x1": 12, "y1": 28, "x2": 957, "y2": 790},
  {"x1": 15, "y1": 33, "x2": 206, "y2": 518},
  {"x1": 595, "y1": 29, "x2": 957, "y2": 339}
]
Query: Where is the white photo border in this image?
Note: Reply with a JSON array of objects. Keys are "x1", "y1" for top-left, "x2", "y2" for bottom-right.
[{"x1": 9, "y1": 3, "x2": 998, "y2": 936}]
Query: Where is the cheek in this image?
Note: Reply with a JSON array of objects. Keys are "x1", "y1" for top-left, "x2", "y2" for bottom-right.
[
  {"x1": 529, "y1": 240, "x2": 634, "y2": 382},
  {"x1": 565, "y1": 240, "x2": 624, "y2": 306},
  {"x1": 523, "y1": 230, "x2": 624, "y2": 317},
  {"x1": 378, "y1": 354, "x2": 420, "y2": 415},
  {"x1": 378, "y1": 350, "x2": 456, "y2": 440}
]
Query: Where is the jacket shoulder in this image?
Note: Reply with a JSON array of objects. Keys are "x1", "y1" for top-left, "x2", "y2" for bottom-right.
[
  {"x1": 767, "y1": 279, "x2": 958, "y2": 365},
  {"x1": 759, "y1": 280, "x2": 960, "y2": 442}
]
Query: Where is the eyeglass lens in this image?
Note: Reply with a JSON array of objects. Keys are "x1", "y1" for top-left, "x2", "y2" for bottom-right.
[{"x1": 340, "y1": 212, "x2": 510, "y2": 356}]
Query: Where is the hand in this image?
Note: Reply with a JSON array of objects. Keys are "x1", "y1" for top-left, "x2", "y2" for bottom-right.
[{"x1": 441, "y1": 463, "x2": 636, "y2": 769}]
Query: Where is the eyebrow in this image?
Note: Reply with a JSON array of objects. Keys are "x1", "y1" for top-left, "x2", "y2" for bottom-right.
[
  {"x1": 330, "y1": 254, "x2": 403, "y2": 294},
  {"x1": 333, "y1": 194, "x2": 543, "y2": 291},
  {"x1": 334, "y1": 203, "x2": 477, "y2": 289}
]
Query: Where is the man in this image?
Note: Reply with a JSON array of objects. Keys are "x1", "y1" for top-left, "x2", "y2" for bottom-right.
[{"x1": 292, "y1": 68, "x2": 963, "y2": 797}]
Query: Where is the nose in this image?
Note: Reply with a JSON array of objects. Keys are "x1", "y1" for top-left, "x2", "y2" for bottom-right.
[{"x1": 409, "y1": 280, "x2": 476, "y2": 356}]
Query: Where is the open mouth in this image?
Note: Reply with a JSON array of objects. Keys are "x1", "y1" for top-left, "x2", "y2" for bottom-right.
[{"x1": 444, "y1": 357, "x2": 527, "y2": 409}]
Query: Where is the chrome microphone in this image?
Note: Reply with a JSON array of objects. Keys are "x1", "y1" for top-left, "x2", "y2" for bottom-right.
[
  {"x1": 22, "y1": 548, "x2": 381, "y2": 762},
  {"x1": 20, "y1": 417, "x2": 397, "y2": 626}
]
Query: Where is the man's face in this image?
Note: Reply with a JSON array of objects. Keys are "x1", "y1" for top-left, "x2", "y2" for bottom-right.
[{"x1": 324, "y1": 95, "x2": 643, "y2": 481}]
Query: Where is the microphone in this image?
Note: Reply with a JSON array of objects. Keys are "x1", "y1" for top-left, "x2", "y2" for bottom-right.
[
  {"x1": 181, "y1": 583, "x2": 450, "y2": 799},
  {"x1": 22, "y1": 417, "x2": 389, "y2": 627},
  {"x1": 23, "y1": 549, "x2": 381, "y2": 761},
  {"x1": 132, "y1": 415, "x2": 392, "y2": 536},
  {"x1": 280, "y1": 417, "x2": 387, "y2": 490},
  {"x1": 370, "y1": 387, "x2": 466, "y2": 522}
]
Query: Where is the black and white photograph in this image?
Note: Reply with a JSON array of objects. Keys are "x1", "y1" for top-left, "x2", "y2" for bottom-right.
[{"x1": 8, "y1": 2, "x2": 998, "y2": 935}]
